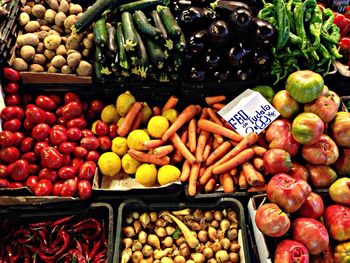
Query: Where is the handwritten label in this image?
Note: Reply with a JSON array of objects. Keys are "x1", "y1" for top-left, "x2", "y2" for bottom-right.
[{"x1": 218, "y1": 89, "x2": 280, "y2": 136}]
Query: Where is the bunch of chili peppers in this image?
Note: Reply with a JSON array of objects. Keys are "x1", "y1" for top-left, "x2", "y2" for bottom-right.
[
  {"x1": 258, "y1": 0, "x2": 342, "y2": 84},
  {"x1": 0, "y1": 216, "x2": 108, "y2": 263}
]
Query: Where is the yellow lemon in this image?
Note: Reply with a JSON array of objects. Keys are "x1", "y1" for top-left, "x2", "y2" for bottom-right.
[
  {"x1": 147, "y1": 116, "x2": 169, "y2": 138},
  {"x1": 98, "y1": 152, "x2": 121, "y2": 177},
  {"x1": 101, "y1": 105, "x2": 119, "y2": 124},
  {"x1": 122, "y1": 153, "x2": 141, "y2": 174},
  {"x1": 127, "y1": 129, "x2": 150, "y2": 151},
  {"x1": 111, "y1": 137, "x2": 128, "y2": 156},
  {"x1": 136, "y1": 163, "x2": 157, "y2": 187},
  {"x1": 116, "y1": 91, "x2": 136, "y2": 117},
  {"x1": 141, "y1": 102, "x2": 152, "y2": 124},
  {"x1": 157, "y1": 165, "x2": 181, "y2": 185},
  {"x1": 162, "y1": 108, "x2": 178, "y2": 124}
]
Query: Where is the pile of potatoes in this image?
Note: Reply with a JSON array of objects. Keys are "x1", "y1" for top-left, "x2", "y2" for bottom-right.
[{"x1": 12, "y1": 0, "x2": 93, "y2": 76}]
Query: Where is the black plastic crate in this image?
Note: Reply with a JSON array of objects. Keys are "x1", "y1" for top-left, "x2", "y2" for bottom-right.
[{"x1": 114, "y1": 197, "x2": 251, "y2": 263}]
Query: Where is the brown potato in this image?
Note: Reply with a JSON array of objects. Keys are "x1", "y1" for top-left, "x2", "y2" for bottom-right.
[
  {"x1": 33, "y1": 54, "x2": 46, "y2": 65},
  {"x1": 44, "y1": 49, "x2": 55, "y2": 60},
  {"x1": 87, "y1": 33, "x2": 94, "y2": 41},
  {"x1": 56, "y1": 45, "x2": 67, "y2": 56},
  {"x1": 39, "y1": 25, "x2": 51, "y2": 32},
  {"x1": 65, "y1": 35, "x2": 79, "y2": 50},
  {"x1": 54, "y1": 12, "x2": 66, "y2": 27},
  {"x1": 22, "y1": 6, "x2": 32, "y2": 15},
  {"x1": 44, "y1": 9, "x2": 57, "y2": 24},
  {"x1": 29, "y1": 64, "x2": 45, "y2": 72},
  {"x1": 48, "y1": 30, "x2": 60, "y2": 36},
  {"x1": 12, "y1": 58, "x2": 28, "y2": 71},
  {"x1": 36, "y1": 43, "x2": 45, "y2": 53},
  {"x1": 83, "y1": 38, "x2": 93, "y2": 49},
  {"x1": 58, "y1": 0, "x2": 69, "y2": 14},
  {"x1": 35, "y1": 31, "x2": 49, "y2": 41},
  {"x1": 44, "y1": 0, "x2": 59, "y2": 11},
  {"x1": 32, "y1": 4, "x2": 46, "y2": 18},
  {"x1": 44, "y1": 35, "x2": 61, "y2": 50},
  {"x1": 82, "y1": 48, "x2": 90, "y2": 57},
  {"x1": 17, "y1": 33, "x2": 39, "y2": 47},
  {"x1": 61, "y1": 65, "x2": 72, "y2": 74},
  {"x1": 69, "y1": 4, "x2": 82, "y2": 15},
  {"x1": 48, "y1": 66, "x2": 58, "y2": 73},
  {"x1": 67, "y1": 52, "x2": 81, "y2": 68},
  {"x1": 37, "y1": 19, "x2": 49, "y2": 26},
  {"x1": 76, "y1": 60, "x2": 92, "y2": 76},
  {"x1": 51, "y1": 55, "x2": 66, "y2": 68},
  {"x1": 20, "y1": 45, "x2": 36, "y2": 61},
  {"x1": 63, "y1": 15, "x2": 77, "y2": 30},
  {"x1": 25, "y1": 21, "x2": 40, "y2": 33},
  {"x1": 18, "y1": 12, "x2": 30, "y2": 26},
  {"x1": 51, "y1": 25, "x2": 64, "y2": 34}
]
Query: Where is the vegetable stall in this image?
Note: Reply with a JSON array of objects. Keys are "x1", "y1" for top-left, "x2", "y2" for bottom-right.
[{"x1": 0, "y1": 0, "x2": 350, "y2": 262}]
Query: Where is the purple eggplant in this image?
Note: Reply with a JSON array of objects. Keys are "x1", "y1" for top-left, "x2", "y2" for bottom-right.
[
  {"x1": 204, "y1": 49, "x2": 221, "y2": 69},
  {"x1": 227, "y1": 42, "x2": 249, "y2": 66},
  {"x1": 252, "y1": 18, "x2": 275, "y2": 46},
  {"x1": 179, "y1": 7, "x2": 215, "y2": 25},
  {"x1": 208, "y1": 20, "x2": 230, "y2": 46},
  {"x1": 252, "y1": 48, "x2": 272, "y2": 68},
  {"x1": 211, "y1": 0, "x2": 251, "y2": 17},
  {"x1": 188, "y1": 67, "x2": 206, "y2": 82},
  {"x1": 228, "y1": 7, "x2": 253, "y2": 33},
  {"x1": 213, "y1": 68, "x2": 230, "y2": 83},
  {"x1": 189, "y1": 30, "x2": 208, "y2": 53},
  {"x1": 234, "y1": 68, "x2": 253, "y2": 81}
]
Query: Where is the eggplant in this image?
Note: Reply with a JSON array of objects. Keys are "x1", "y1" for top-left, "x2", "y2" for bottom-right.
[
  {"x1": 208, "y1": 20, "x2": 230, "y2": 46},
  {"x1": 179, "y1": 7, "x2": 215, "y2": 25},
  {"x1": 252, "y1": 48, "x2": 272, "y2": 68},
  {"x1": 228, "y1": 8, "x2": 253, "y2": 33},
  {"x1": 210, "y1": 0, "x2": 251, "y2": 17},
  {"x1": 213, "y1": 68, "x2": 230, "y2": 83},
  {"x1": 252, "y1": 18, "x2": 275, "y2": 46},
  {"x1": 235, "y1": 68, "x2": 253, "y2": 81},
  {"x1": 189, "y1": 67, "x2": 206, "y2": 82},
  {"x1": 188, "y1": 30, "x2": 208, "y2": 53},
  {"x1": 227, "y1": 42, "x2": 249, "y2": 66},
  {"x1": 204, "y1": 49, "x2": 221, "y2": 69}
]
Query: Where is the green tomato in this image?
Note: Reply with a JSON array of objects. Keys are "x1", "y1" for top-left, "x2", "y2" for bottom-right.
[{"x1": 252, "y1": 85, "x2": 275, "y2": 103}]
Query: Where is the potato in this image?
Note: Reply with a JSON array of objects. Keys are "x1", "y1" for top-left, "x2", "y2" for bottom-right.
[
  {"x1": 44, "y1": 9, "x2": 57, "y2": 24},
  {"x1": 51, "y1": 55, "x2": 66, "y2": 68},
  {"x1": 65, "y1": 35, "x2": 79, "y2": 50},
  {"x1": 52, "y1": 25, "x2": 64, "y2": 34},
  {"x1": 25, "y1": 21, "x2": 40, "y2": 33},
  {"x1": 83, "y1": 38, "x2": 93, "y2": 49},
  {"x1": 66, "y1": 49, "x2": 79, "y2": 55},
  {"x1": 63, "y1": 15, "x2": 77, "y2": 30},
  {"x1": 54, "y1": 12, "x2": 66, "y2": 27},
  {"x1": 37, "y1": 19, "x2": 49, "y2": 26},
  {"x1": 69, "y1": 4, "x2": 82, "y2": 15},
  {"x1": 77, "y1": 12, "x2": 83, "y2": 19},
  {"x1": 17, "y1": 33, "x2": 39, "y2": 47},
  {"x1": 36, "y1": 43, "x2": 45, "y2": 53},
  {"x1": 56, "y1": 45, "x2": 67, "y2": 55},
  {"x1": 61, "y1": 65, "x2": 72, "y2": 74},
  {"x1": 44, "y1": 0, "x2": 59, "y2": 10},
  {"x1": 20, "y1": 45, "x2": 36, "y2": 62},
  {"x1": 44, "y1": 35, "x2": 61, "y2": 50},
  {"x1": 76, "y1": 61, "x2": 92, "y2": 76},
  {"x1": 22, "y1": 6, "x2": 32, "y2": 15},
  {"x1": 48, "y1": 30, "x2": 60, "y2": 36},
  {"x1": 67, "y1": 52, "x2": 81, "y2": 68},
  {"x1": 35, "y1": 31, "x2": 49, "y2": 41},
  {"x1": 87, "y1": 33, "x2": 94, "y2": 41},
  {"x1": 12, "y1": 58, "x2": 28, "y2": 71},
  {"x1": 82, "y1": 48, "x2": 89, "y2": 57},
  {"x1": 33, "y1": 54, "x2": 46, "y2": 65},
  {"x1": 58, "y1": 0, "x2": 69, "y2": 13},
  {"x1": 18, "y1": 12, "x2": 30, "y2": 26},
  {"x1": 44, "y1": 49, "x2": 55, "y2": 60},
  {"x1": 40, "y1": 25, "x2": 51, "y2": 31},
  {"x1": 61, "y1": 36, "x2": 68, "y2": 43},
  {"x1": 29, "y1": 64, "x2": 45, "y2": 72},
  {"x1": 32, "y1": 4, "x2": 46, "y2": 18}
]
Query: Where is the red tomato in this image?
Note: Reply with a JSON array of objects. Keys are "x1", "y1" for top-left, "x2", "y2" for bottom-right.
[
  {"x1": 109, "y1": 124, "x2": 118, "y2": 139},
  {"x1": 73, "y1": 147, "x2": 88, "y2": 158},
  {"x1": 58, "y1": 142, "x2": 76, "y2": 154},
  {"x1": 25, "y1": 175, "x2": 39, "y2": 192},
  {"x1": 20, "y1": 137, "x2": 35, "y2": 153},
  {"x1": 86, "y1": 151, "x2": 99, "y2": 162},
  {"x1": 52, "y1": 181, "x2": 63, "y2": 196},
  {"x1": 57, "y1": 117, "x2": 67, "y2": 126},
  {"x1": 12, "y1": 132, "x2": 24, "y2": 146},
  {"x1": 78, "y1": 180, "x2": 92, "y2": 200},
  {"x1": 67, "y1": 128, "x2": 82, "y2": 141},
  {"x1": 4, "y1": 82, "x2": 19, "y2": 93},
  {"x1": 3, "y1": 119, "x2": 21, "y2": 132},
  {"x1": 82, "y1": 129, "x2": 94, "y2": 138},
  {"x1": 67, "y1": 117, "x2": 87, "y2": 129},
  {"x1": 22, "y1": 94, "x2": 33, "y2": 105},
  {"x1": 35, "y1": 95, "x2": 56, "y2": 110},
  {"x1": 34, "y1": 179, "x2": 52, "y2": 196},
  {"x1": 71, "y1": 158, "x2": 84, "y2": 172},
  {"x1": 80, "y1": 137, "x2": 99, "y2": 150},
  {"x1": 38, "y1": 168, "x2": 58, "y2": 182},
  {"x1": 64, "y1": 92, "x2": 80, "y2": 103},
  {"x1": 45, "y1": 112, "x2": 57, "y2": 125},
  {"x1": 56, "y1": 107, "x2": 62, "y2": 116},
  {"x1": 23, "y1": 119, "x2": 33, "y2": 130},
  {"x1": 34, "y1": 141, "x2": 49, "y2": 155},
  {"x1": 86, "y1": 110, "x2": 95, "y2": 120},
  {"x1": 10, "y1": 159, "x2": 29, "y2": 181},
  {"x1": 3, "y1": 67, "x2": 20, "y2": 81},
  {"x1": 324, "y1": 204, "x2": 350, "y2": 242},
  {"x1": 32, "y1": 123, "x2": 51, "y2": 141},
  {"x1": 290, "y1": 162, "x2": 309, "y2": 181},
  {"x1": 49, "y1": 95, "x2": 62, "y2": 106},
  {"x1": 5, "y1": 93, "x2": 21, "y2": 106},
  {"x1": 25, "y1": 105, "x2": 46, "y2": 124},
  {"x1": 98, "y1": 136, "x2": 111, "y2": 151},
  {"x1": 61, "y1": 101, "x2": 83, "y2": 120},
  {"x1": 91, "y1": 100, "x2": 104, "y2": 113},
  {"x1": 264, "y1": 149, "x2": 292, "y2": 174},
  {"x1": 0, "y1": 164, "x2": 8, "y2": 178},
  {"x1": 0, "y1": 130, "x2": 15, "y2": 147},
  {"x1": 51, "y1": 125, "x2": 67, "y2": 132},
  {"x1": 79, "y1": 161, "x2": 96, "y2": 180},
  {"x1": 95, "y1": 120, "x2": 109, "y2": 136},
  {"x1": 0, "y1": 147, "x2": 20, "y2": 163},
  {"x1": 0, "y1": 178, "x2": 9, "y2": 188},
  {"x1": 58, "y1": 166, "x2": 76, "y2": 179},
  {"x1": 60, "y1": 179, "x2": 77, "y2": 197},
  {"x1": 40, "y1": 147, "x2": 63, "y2": 169},
  {"x1": 9, "y1": 182, "x2": 24, "y2": 188},
  {"x1": 50, "y1": 129, "x2": 67, "y2": 145},
  {"x1": 28, "y1": 164, "x2": 40, "y2": 175},
  {"x1": 296, "y1": 192, "x2": 324, "y2": 219},
  {"x1": 1, "y1": 106, "x2": 23, "y2": 120},
  {"x1": 21, "y1": 152, "x2": 37, "y2": 163},
  {"x1": 62, "y1": 154, "x2": 72, "y2": 166}
]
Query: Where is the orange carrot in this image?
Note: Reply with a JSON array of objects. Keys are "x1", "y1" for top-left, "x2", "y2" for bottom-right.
[
  {"x1": 196, "y1": 130, "x2": 210, "y2": 162},
  {"x1": 238, "y1": 170, "x2": 248, "y2": 189},
  {"x1": 162, "y1": 105, "x2": 200, "y2": 141},
  {"x1": 253, "y1": 157, "x2": 264, "y2": 171},
  {"x1": 152, "y1": 106, "x2": 161, "y2": 116},
  {"x1": 216, "y1": 133, "x2": 259, "y2": 166},
  {"x1": 247, "y1": 185, "x2": 266, "y2": 193},
  {"x1": 199, "y1": 108, "x2": 208, "y2": 120},
  {"x1": 233, "y1": 173, "x2": 239, "y2": 185},
  {"x1": 205, "y1": 176, "x2": 217, "y2": 193},
  {"x1": 199, "y1": 166, "x2": 206, "y2": 178},
  {"x1": 198, "y1": 119, "x2": 242, "y2": 142},
  {"x1": 162, "y1": 95, "x2": 179, "y2": 113},
  {"x1": 202, "y1": 138, "x2": 212, "y2": 162},
  {"x1": 213, "y1": 148, "x2": 255, "y2": 174},
  {"x1": 257, "y1": 135, "x2": 269, "y2": 149},
  {"x1": 128, "y1": 149, "x2": 169, "y2": 166},
  {"x1": 173, "y1": 130, "x2": 188, "y2": 163},
  {"x1": 205, "y1": 141, "x2": 231, "y2": 166},
  {"x1": 188, "y1": 163, "x2": 200, "y2": 196},
  {"x1": 117, "y1": 102, "x2": 143, "y2": 137},
  {"x1": 188, "y1": 119, "x2": 197, "y2": 153},
  {"x1": 212, "y1": 103, "x2": 225, "y2": 110},
  {"x1": 242, "y1": 162, "x2": 264, "y2": 186},
  {"x1": 143, "y1": 139, "x2": 165, "y2": 150},
  {"x1": 214, "y1": 134, "x2": 224, "y2": 144},
  {"x1": 199, "y1": 165, "x2": 213, "y2": 185},
  {"x1": 224, "y1": 122, "x2": 235, "y2": 131},
  {"x1": 130, "y1": 110, "x2": 143, "y2": 131},
  {"x1": 213, "y1": 138, "x2": 220, "y2": 150},
  {"x1": 221, "y1": 173, "x2": 234, "y2": 193},
  {"x1": 180, "y1": 160, "x2": 191, "y2": 182},
  {"x1": 230, "y1": 167, "x2": 238, "y2": 176},
  {"x1": 205, "y1": 95, "x2": 226, "y2": 105},
  {"x1": 170, "y1": 132, "x2": 196, "y2": 164},
  {"x1": 153, "y1": 145, "x2": 174, "y2": 157},
  {"x1": 252, "y1": 145, "x2": 267, "y2": 157},
  {"x1": 207, "y1": 108, "x2": 224, "y2": 126}
]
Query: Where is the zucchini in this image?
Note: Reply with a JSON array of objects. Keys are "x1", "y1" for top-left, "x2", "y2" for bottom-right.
[
  {"x1": 74, "y1": 0, "x2": 112, "y2": 34},
  {"x1": 93, "y1": 17, "x2": 108, "y2": 48},
  {"x1": 107, "y1": 25, "x2": 118, "y2": 54},
  {"x1": 95, "y1": 46, "x2": 106, "y2": 64},
  {"x1": 150, "y1": 10, "x2": 173, "y2": 50},
  {"x1": 121, "y1": 12, "x2": 139, "y2": 51},
  {"x1": 157, "y1": 6, "x2": 182, "y2": 37},
  {"x1": 94, "y1": 61, "x2": 105, "y2": 82},
  {"x1": 116, "y1": 22, "x2": 129, "y2": 69},
  {"x1": 133, "y1": 31, "x2": 149, "y2": 78},
  {"x1": 172, "y1": 53, "x2": 183, "y2": 69},
  {"x1": 175, "y1": 32, "x2": 187, "y2": 52},
  {"x1": 146, "y1": 38, "x2": 165, "y2": 69},
  {"x1": 118, "y1": 0, "x2": 163, "y2": 12},
  {"x1": 133, "y1": 10, "x2": 162, "y2": 39}
]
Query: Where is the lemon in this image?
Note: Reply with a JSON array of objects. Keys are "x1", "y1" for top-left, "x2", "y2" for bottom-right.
[
  {"x1": 91, "y1": 120, "x2": 98, "y2": 134},
  {"x1": 122, "y1": 153, "x2": 141, "y2": 174},
  {"x1": 116, "y1": 91, "x2": 136, "y2": 117},
  {"x1": 162, "y1": 108, "x2": 178, "y2": 124},
  {"x1": 101, "y1": 105, "x2": 120, "y2": 124},
  {"x1": 117, "y1": 117, "x2": 125, "y2": 127},
  {"x1": 98, "y1": 152, "x2": 121, "y2": 177},
  {"x1": 141, "y1": 102, "x2": 152, "y2": 124},
  {"x1": 147, "y1": 116, "x2": 169, "y2": 138},
  {"x1": 158, "y1": 165, "x2": 181, "y2": 185},
  {"x1": 136, "y1": 163, "x2": 157, "y2": 187},
  {"x1": 127, "y1": 129, "x2": 150, "y2": 151},
  {"x1": 111, "y1": 137, "x2": 128, "y2": 156}
]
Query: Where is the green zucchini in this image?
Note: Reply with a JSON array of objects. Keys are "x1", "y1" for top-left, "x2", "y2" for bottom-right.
[
  {"x1": 94, "y1": 61, "x2": 105, "y2": 82},
  {"x1": 107, "y1": 25, "x2": 118, "y2": 54},
  {"x1": 175, "y1": 32, "x2": 187, "y2": 52},
  {"x1": 133, "y1": 10, "x2": 162, "y2": 39},
  {"x1": 121, "y1": 12, "x2": 139, "y2": 51},
  {"x1": 118, "y1": 0, "x2": 163, "y2": 12},
  {"x1": 146, "y1": 38, "x2": 165, "y2": 69},
  {"x1": 157, "y1": 6, "x2": 182, "y2": 37},
  {"x1": 95, "y1": 46, "x2": 106, "y2": 64},
  {"x1": 150, "y1": 10, "x2": 173, "y2": 50},
  {"x1": 93, "y1": 17, "x2": 108, "y2": 48},
  {"x1": 116, "y1": 22, "x2": 129, "y2": 69},
  {"x1": 133, "y1": 31, "x2": 149, "y2": 78}
]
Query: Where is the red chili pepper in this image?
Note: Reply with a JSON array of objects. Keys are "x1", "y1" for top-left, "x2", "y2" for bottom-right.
[
  {"x1": 22, "y1": 245, "x2": 30, "y2": 263},
  {"x1": 39, "y1": 229, "x2": 70, "y2": 262},
  {"x1": 38, "y1": 228, "x2": 48, "y2": 245},
  {"x1": 76, "y1": 240, "x2": 83, "y2": 253},
  {"x1": 29, "y1": 221, "x2": 52, "y2": 229},
  {"x1": 334, "y1": 13, "x2": 350, "y2": 37},
  {"x1": 88, "y1": 240, "x2": 101, "y2": 262},
  {"x1": 64, "y1": 249, "x2": 86, "y2": 263},
  {"x1": 50, "y1": 216, "x2": 74, "y2": 229},
  {"x1": 25, "y1": 245, "x2": 38, "y2": 254},
  {"x1": 73, "y1": 218, "x2": 102, "y2": 240},
  {"x1": 101, "y1": 222, "x2": 107, "y2": 247},
  {"x1": 339, "y1": 37, "x2": 350, "y2": 50},
  {"x1": 92, "y1": 250, "x2": 107, "y2": 263},
  {"x1": 81, "y1": 242, "x2": 89, "y2": 260}
]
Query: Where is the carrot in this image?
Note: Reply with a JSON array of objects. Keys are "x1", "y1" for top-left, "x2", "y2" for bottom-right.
[
  {"x1": 199, "y1": 165, "x2": 213, "y2": 185},
  {"x1": 230, "y1": 140, "x2": 238, "y2": 147},
  {"x1": 207, "y1": 108, "x2": 224, "y2": 126},
  {"x1": 224, "y1": 122, "x2": 235, "y2": 131},
  {"x1": 213, "y1": 138, "x2": 220, "y2": 150},
  {"x1": 216, "y1": 133, "x2": 259, "y2": 166},
  {"x1": 214, "y1": 134, "x2": 224, "y2": 144},
  {"x1": 238, "y1": 170, "x2": 248, "y2": 189},
  {"x1": 152, "y1": 106, "x2": 161, "y2": 116},
  {"x1": 199, "y1": 166, "x2": 206, "y2": 178},
  {"x1": 162, "y1": 105, "x2": 200, "y2": 141},
  {"x1": 199, "y1": 108, "x2": 208, "y2": 120},
  {"x1": 253, "y1": 157, "x2": 264, "y2": 171},
  {"x1": 233, "y1": 173, "x2": 239, "y2": 185},
  {"x1": 247, "y1": 185, "x2": 266, "y2": 193},
  {"x1": 198, "y1": 119, "x2": 243, "y2": 142},
  {"x1": 242, "y1": 162, "x2": 264, "y2": 186},
  {"x1": 205, "y1": 95, "x2": 226, "y2": 105},
  {"x1": 212, "y1": 103, "x2": 225, "y2": 110},
  {"x1": 128, "y1": 149, "x2": 170, "y2": 166},
  {"x1": 221, "y1": 172, "x2": 234, "y2": 193},
  {"x1": 188, "y1": 163, "x2": 200, "y2": 196},
  {"x1": 173, "y1": 130, "x2": 188, "y2": 163},
  {"x1": 202, "y1": 138, "x2": 212, "y2": 162},
  {"x1": 180, "y1": 160, "x2": 191, "y2": 182},
  {"x1": 257, "y1": 135, "x2": 269, "y2": 149},
  {"x1": 170, "y1": 132, "x2": 196, "y2": 164},
  {"x1": 205, "y1": 177, "x2": 217, "y2": 193},
  {"x1": 162, "y1": 95, "x2": 179, "y2": 113},
  {"x1": 252, "y1": 145, "x2": 267, "y2": 157},
  {"x1": 130, "y1": 110, "x2": 143, "y2": 131},
  {"x1": 188, "y1": 119, "x2": 197, "y2": 153},
  {"x1": 196, "y1": 131, "x2": 210, "y2": 162},
  {"x1": 230, "y1": 167, "x2": 238, "y2": 176},
  {"x1": 153, "y1": 145, "x2": 174, "y2": 157},
  {"x1": 205, "y1": 141, "x2": 231, "y2": 166},
  {"x1": 117, "y1": 102, "x2": 143, "y2": 137},
  {"x1": 143, "y1": 139, "x2": 165, "y2": 150},
  {"x1": 213, "y1": 148, "x2": 255, "y2": 174}
]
